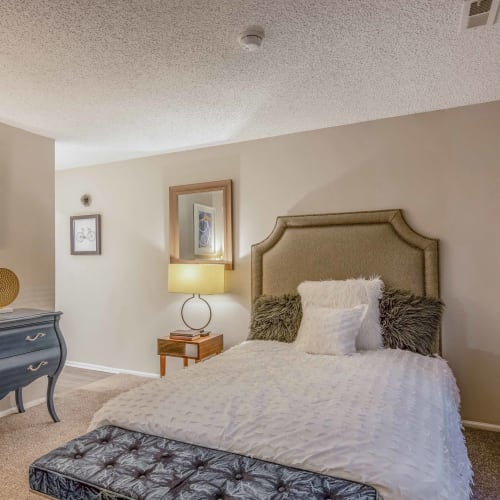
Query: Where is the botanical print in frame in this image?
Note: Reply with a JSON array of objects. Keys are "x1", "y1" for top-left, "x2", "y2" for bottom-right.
[
  {"x1": 70, "y1": 214, "x2": 101, "y2": 255},
  {"x1": 193, "y1": 203, "x2": 215, "y2": 256}
]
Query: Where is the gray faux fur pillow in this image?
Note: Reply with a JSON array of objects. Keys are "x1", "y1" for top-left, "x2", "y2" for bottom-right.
[
  {"x1": 248, "y1": 294, "x2": 302, "y2": 343},
  {"x1": 379, "y1": 289, "x2": 444, "y2": 356}
]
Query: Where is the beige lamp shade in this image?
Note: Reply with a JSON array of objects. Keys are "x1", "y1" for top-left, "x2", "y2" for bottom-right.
[{"x1": 168, "y1": 264, "x2": 225, "y2": 295}]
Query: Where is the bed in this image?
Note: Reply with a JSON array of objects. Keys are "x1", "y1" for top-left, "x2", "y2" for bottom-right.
[{"x1": 30, "y1": 209, "x2": 471, "y2": 499}]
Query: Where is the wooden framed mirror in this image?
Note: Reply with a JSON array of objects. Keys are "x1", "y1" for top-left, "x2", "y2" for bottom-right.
[{"x1": 169, "y1": 179, "x2": 233, "y2": 269}]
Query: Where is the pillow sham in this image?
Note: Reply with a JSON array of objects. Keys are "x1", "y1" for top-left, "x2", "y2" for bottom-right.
[
  {"x1": 379, "y1": 288, "x2": 443, "y2": 356},
  {"x1": 248, "y1": 294, "x2": 302, "y2": 343},
  {"x1": 294, "y1": 304, "x2": 368, "y2": 356},
  {"x1": 297, "y1": 278, "x2": 384, "y2": 350}
]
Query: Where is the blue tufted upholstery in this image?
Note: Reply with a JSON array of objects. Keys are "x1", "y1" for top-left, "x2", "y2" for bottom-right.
[{"x1": 30, "y1": 425, "x2": 378, "y2": 499}]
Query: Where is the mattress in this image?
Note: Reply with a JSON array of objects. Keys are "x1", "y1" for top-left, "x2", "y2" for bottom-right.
[
  {"x1": 29, "y1": 425, "x2": 377, "y2": 499},
  {"x1": 90, "y1": 340, "x2": 472, "y2": 500}
]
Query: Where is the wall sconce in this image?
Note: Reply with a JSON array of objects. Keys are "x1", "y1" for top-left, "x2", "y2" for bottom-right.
[{"x1": 80, "y1": 194, "x2": 92, "y2": 207}]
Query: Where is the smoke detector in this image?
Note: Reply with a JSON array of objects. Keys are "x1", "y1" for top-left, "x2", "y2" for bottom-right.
[
  {"x1": 239, "y1": 27, "x2": 264, "y2": 51},
  {"x1": 460, "y1": 0, "x2": 500, "y2": 31}
]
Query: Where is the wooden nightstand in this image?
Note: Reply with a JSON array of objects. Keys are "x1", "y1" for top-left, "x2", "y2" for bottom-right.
[{"x1": 157, "y1": 333, "x2": 223, "y2": 377}]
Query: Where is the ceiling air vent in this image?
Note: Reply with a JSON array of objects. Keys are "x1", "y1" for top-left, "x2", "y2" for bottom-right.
[{"x1": 460, "y1": 0, "x2": 500, "y2": 31}]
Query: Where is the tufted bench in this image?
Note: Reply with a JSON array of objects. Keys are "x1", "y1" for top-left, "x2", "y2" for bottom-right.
[{"x1": 30, "y1": 425, "x2": 378, "y2": 499}]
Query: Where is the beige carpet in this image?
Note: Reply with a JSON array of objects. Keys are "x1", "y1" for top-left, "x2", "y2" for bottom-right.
[
  {"x1": 0, "y1": 375, "x2": 498, "y2": 500},
  {"x1": 0, "y1": 374, "x2": 148, "y2": 500},
  {"x1": 465, "y1": 427, "x2": 500, "y2": 499}
]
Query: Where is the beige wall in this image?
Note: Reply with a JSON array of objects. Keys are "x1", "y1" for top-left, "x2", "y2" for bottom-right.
[
  {"x1": 56, "y1": 100, "x2": 500, "y2": 425},
  {"x1": 0, "y1": 122, "x2": 55, "y2": 413}
]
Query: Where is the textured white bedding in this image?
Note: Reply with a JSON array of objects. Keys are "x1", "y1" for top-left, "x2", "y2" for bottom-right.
[{"x1": 90, "y1": 341, "x2": 471, "y2": 500}]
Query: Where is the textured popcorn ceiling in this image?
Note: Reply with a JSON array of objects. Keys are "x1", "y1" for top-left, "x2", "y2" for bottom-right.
[{"x1": 0, "y1": 0, "x2": 499, "y2": 169}]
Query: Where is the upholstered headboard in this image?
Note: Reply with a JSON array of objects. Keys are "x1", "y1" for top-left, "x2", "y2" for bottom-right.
[{"x1": 251, "y1": 209, "x2": 441, "y2": 353}]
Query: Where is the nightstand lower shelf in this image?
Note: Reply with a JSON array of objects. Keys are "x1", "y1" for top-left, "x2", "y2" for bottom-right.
[{"x1": 157, "y1": 333, "x2": 223, "y2": 377}]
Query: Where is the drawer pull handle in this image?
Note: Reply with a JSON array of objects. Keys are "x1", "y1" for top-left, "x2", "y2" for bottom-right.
[
  {"x1": 26, "y1": 332, "x2": 46, "y2": 342},
  {"x1": 27, "y1": 361, "x2": 48, "y2": 372}
]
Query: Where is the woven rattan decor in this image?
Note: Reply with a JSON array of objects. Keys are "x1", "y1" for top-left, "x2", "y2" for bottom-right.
[{"x1": 0, "y1": 268, "x2": 20, "y2": 307}]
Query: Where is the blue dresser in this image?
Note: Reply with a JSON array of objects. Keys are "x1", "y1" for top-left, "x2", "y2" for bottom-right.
[{"x1": 0, "y1": 309, "x2": 67, "y2": 422}]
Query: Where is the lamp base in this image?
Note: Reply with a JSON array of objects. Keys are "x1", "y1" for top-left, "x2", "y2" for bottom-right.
[{"x1": 180, "y1": 294, "x2": 212, "y2": 330}]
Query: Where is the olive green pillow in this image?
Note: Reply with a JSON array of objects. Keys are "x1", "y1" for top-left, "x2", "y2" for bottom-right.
[
  {"x1": 248, "y1": 294, "x2": 302, "y2": 343},
  {"x1": 379, "y1": 289, "x2": 443, "y2": 356}
]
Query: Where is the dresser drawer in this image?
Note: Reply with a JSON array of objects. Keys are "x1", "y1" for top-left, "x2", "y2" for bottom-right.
[
  {"x1": 0, "y1": 348, "x2": 61, "y2": 391},
  {"x1": 0, "y1": 322, "x2": 59, "y2": 359}
]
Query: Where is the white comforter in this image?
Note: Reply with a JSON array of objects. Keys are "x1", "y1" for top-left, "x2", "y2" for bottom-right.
[{"x1": 90, "y1": 341, "x2": 471, "y2": 499}]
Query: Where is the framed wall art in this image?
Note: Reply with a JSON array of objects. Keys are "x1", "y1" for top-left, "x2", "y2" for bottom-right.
[
  {"x1": 193, "y1": 203, "x2": 215, "y2": 256},
  {"x1": 70, "y1": 214, "x2": 101, "y2": 255}
]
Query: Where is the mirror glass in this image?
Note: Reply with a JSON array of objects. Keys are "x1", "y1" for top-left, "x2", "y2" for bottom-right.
[
  {"x1": 169, "y1": 180, "x2": 233, "y2": 269},
  {"x1": 178, "y1": 190, "x2": 224, "y2": 261}
]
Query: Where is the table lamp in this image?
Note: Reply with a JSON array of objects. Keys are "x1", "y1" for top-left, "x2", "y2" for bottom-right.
[{"x1": 168, "y1": 263, "x2": 225, "y2": 330}]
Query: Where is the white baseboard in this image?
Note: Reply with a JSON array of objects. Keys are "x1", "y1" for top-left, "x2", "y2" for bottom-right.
[
  {"x1": 462, "y1": 420, "x2": 500, "y2": 432},
  {"x1": 0, "y1": 396, "x2": 47, "y2": 418},
  {"x1": 65, "y1": 360, "x2": 159, "y2": 379}
]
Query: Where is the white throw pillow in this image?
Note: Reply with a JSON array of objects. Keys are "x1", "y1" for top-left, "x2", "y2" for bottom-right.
[
  {"x1": 295, "y1": 304, "x2": 368, "y2": 355},
  {"x1": 297, "y1": 278, "x2": 384, "y2": 350}
]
